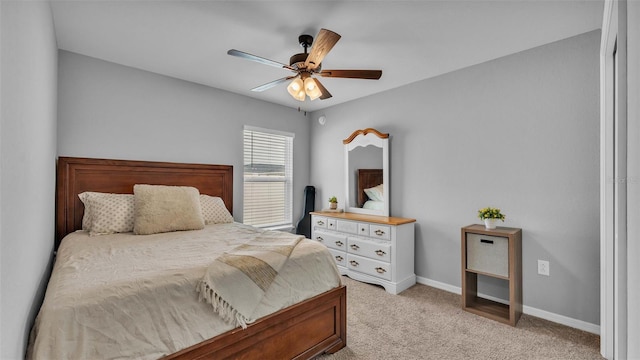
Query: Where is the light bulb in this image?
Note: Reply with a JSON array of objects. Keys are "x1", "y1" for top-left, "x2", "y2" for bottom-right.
[
  {"x1": 304, "y1": 78, "x2": 322, "y2": 101},
  {"x1": 287, "y1": 78, "x2": 304, "y2": 99},
  {"x1": 305, "y1": 79, "x2": 315, "y2": 91},
  {"x1": 294, "y1": 90, "x2": 306, "y2": 101}
]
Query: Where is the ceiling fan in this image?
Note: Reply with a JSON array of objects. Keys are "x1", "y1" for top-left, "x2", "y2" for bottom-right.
[{"x1": 227, "y1": 28, "x2": 382, "y2": 102}]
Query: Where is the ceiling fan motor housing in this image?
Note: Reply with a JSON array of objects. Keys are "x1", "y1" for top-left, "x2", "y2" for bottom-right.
[{"x1": 290, "y1": 53, "x2": 309, "y2": 70}]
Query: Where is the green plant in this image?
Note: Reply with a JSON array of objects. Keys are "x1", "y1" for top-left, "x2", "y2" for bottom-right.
[
  {"x1": 477, "y1": 207, "x2": 506, "y2": 221},
  {"x1": 328, "y1": 196, "x2": 338, "y2": 203}
]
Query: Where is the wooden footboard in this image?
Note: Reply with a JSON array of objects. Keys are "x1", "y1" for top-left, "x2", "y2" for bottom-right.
[{"x1": 164, "y1": 285, "x2": 347, "y2": 360}]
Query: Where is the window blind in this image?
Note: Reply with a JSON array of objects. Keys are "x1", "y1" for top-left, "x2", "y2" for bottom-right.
[{"x1": 243, "y1": 126, "x2": 294, "y2": 228}]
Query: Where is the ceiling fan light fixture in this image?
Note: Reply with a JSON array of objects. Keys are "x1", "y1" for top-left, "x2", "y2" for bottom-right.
[
  {"x1": 304, "y1": 77, "x2": 322, "y2": 100},
  {"x1": 287, "y1": 77, "x2": 305, "y2": 101}
]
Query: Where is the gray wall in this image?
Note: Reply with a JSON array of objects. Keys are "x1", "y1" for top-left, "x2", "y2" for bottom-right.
[
  {"x1": 0, "y1": 2, "x2": 58, "y2": 359},
  {"x1": 57, "y1": 51, "x2": 312, "y2": 225},
  {"x1": 310, "y1": 30, "x2": 601, "y2": 325}
]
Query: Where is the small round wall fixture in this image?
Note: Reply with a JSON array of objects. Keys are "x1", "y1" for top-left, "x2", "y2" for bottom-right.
[{"x1": 318, "y1": 115, "x2": 326, "y2": 125}]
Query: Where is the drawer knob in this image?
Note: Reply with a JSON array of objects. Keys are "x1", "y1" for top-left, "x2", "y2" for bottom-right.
[
  {"x1": 375, "y1": 267, "x2": 387, "y2": 274},
  {"x1": 350, "y1": 260, "x2": 359, "y2": 267},
  {"x1": 375, "y1": 249, "x2": 386, "y2": 256},
  {"x1": 361, "y1": 228, "x2": 366, "y2": 232},
  {"x1": 335, "y1": 240, "x2": 344, "y2": 247},
  {"x1": 350, "y1": 244, "x2": 360, "y2": 250},
  {"x1": 374, "y1": 229, "x2": 385, "y2": 236},
  {"x1": 335, "y1": 256, "x2": 343, "y2": 262},
  {"x1": 316, "y1": 236, "x2": 324, "y2": 242},
  {"x1": 329, "y1": 223, "x2": 334, "y2": 227},
  {"x1": 317, "y1": 220, "x2": 325, "y2": 226}
]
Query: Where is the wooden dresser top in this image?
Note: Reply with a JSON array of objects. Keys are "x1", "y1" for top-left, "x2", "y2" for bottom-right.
[{"x1": 310, "y1": 211, "x2": 416, "y2": 225}]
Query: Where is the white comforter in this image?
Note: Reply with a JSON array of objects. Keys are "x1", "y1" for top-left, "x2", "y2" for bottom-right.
[{"x1": 28, "y1": 223, "x2": 341, "y2": 360}]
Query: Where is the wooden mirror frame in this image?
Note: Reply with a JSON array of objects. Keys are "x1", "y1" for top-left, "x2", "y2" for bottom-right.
[{"x1": 343, "y1": 128, "x2": 389, "y2": 216}]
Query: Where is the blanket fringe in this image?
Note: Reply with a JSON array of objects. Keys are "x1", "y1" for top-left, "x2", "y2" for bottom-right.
[{"x1": 197, "y1": 280, "x2": 253, "y2": 329}]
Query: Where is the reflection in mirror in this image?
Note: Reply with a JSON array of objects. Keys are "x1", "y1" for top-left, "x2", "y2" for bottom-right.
[
  {"x1": 344, "y1": 128, "x2": 389, "y2": 216},
  {"x1": 347, "y1": 146, "x2": 382, "y2": 208}
]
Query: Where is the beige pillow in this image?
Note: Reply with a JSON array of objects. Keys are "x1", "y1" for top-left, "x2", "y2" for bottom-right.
[
  {"x1": 78, "y1": 192, "x2": 135, "y2": 235},
  {"x1": 200, "y1": 195, "x2": 234, "y2": 224},
  {"x1": 133, "y1": 184, "x2": 205, "y2": 235}
]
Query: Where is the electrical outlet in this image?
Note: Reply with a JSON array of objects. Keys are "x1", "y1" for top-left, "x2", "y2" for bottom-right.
[{"x1": 538, "y1": 260, "x2": 550, "y2": 276}]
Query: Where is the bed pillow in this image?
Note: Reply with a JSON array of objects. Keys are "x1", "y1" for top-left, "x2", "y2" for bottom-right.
[
  {"x1": 133, "y1": 184, "x2": 205, "y2": 235},
  {"x1": 200, "y1": 195, "x2": 234, "y2": 224},
  {"x1": 78, "y1": 192, "x2": 135, "y2": 235},
  {"x1": 364, "y1": 184, "x2": 384, "y2": 202},
  {"x1": 363, "y1": 200, "x2": 384, "y2": 211},
  {"x1": 78, "y1": 191, "x2": 96, "y2": 230}
]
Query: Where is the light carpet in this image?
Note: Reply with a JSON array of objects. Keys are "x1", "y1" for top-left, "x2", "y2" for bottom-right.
[{"x1": 317, "y1": 276, "x2": 602, "y2": 360}]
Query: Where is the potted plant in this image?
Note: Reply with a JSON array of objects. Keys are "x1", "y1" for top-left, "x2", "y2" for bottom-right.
[
  {"x1": 328, "y1": 196, "x2": 338, "y2": 210},
  {"x1": 477, "y1": 207, "x2": 506, "y2": 229}
]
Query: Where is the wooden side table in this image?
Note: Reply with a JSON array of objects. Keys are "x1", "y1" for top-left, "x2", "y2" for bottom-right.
[{"x1": 461, "y1": 224, "x2": 522, "y2": 326}]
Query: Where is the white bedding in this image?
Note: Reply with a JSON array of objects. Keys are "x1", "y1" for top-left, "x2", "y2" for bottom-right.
[
  {"x1": 363, "y1": 200, "x2": 384, "y2": 210},
  {"x1": 27, "y1": 223, "x2": 341, "y2": 359}
]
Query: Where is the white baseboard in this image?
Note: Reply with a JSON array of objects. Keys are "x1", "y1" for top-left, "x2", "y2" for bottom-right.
[{"x1": 415, "y1": 276, "x2": 600, "y2": 335}]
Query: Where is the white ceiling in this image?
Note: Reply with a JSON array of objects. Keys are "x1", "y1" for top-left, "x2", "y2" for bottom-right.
[{"x1": 50, "y1": 0, "x2": 604, "y2": 112}]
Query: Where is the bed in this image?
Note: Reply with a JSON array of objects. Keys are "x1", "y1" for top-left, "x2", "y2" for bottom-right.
[
  {"x1": 357, "y1": 169, "x2": 384, "y2": 210},
  {"x1": 29, "y1": 156, "x2": 346, "y2": 360}
]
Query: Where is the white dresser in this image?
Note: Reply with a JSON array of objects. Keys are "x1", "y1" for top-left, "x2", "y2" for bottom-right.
[{"x1": 310, "y1": 211, "x2": 416, "y2": 294}]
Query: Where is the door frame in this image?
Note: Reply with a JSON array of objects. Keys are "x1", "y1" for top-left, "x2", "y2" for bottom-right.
[{"x1": 600, "y1": 1, "x2": 628, "y2": 358}]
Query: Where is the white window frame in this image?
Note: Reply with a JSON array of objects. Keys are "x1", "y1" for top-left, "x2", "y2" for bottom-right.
[{"x1": 243, "y1": 125, "x2": 294, "y2": 229}]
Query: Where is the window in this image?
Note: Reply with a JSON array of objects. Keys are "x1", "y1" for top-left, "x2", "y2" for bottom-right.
[{"x1": 243, "y1": 126, "x2": 294, "y2": 229}]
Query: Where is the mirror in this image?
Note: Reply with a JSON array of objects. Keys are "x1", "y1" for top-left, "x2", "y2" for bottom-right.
[{"x1": 344, "y1": 128, "x2": 389, "y2": 216}]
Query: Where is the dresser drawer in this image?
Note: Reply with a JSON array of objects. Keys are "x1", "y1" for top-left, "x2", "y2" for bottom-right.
[
  {"x1": 347, "y1": 254, "x2": 392, "y2": 281},
  {"x1": 327, "y1": 248, "x2": 347, "y2": 267},
  {"x1": 313, "y1": 216, "x2": 328, "y2": 229},
  {"x1": 369, "y1": 224, "x2": 391, "y2": 240},
  {"x1": 326, "y1": 218, "x2": 338, "y2": 231},
  {"x1": 337, "y1": 220, "x2": 358, "y2": 234},
  {"x1": 357, "y1": 223, "x2": 370, "y2": 236},
  {"x1": 347, "y1": 237, "x2": 391, "y2": 262},
  {"x1": 466, "y1": 233, "x2": 509, "y2": 277},
  {"x1": 313, "y1": 230, "x2": 347, "y2": 251}
]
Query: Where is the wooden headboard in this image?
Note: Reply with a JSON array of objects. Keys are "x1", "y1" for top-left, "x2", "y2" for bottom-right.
[
  {"x1": 357, "y1": 169, "x2": 383, "y2": 207},
  {"x1": 56, "y1": 157, "x2": 233, "y2": 248}
]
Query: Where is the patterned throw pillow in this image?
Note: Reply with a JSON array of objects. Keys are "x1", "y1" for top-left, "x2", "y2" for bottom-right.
[
  {"x1": 200, "y1": 195, "x2": 234, "y2": 224},
  {"x1": 78, "y1": 192, "x2": 135, "y2": 235},
  {"x1": 78, "y1": 192, "x2": 96, "y2": 230}
]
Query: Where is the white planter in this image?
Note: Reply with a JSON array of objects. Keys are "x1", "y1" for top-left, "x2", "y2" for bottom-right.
[{"x1": 484, "y1": 218, "x2": 497, "y2": 229}]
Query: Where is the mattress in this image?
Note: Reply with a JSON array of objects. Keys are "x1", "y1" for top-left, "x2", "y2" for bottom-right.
[{"x1": 27, "y1": 223, "x2": 341, "y2": 359}]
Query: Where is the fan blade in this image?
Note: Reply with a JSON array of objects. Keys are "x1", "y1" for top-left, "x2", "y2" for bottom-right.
[
  {"x1": 228, "y1": 49, "x2": 295, "y2": 71},
  {"x1": 251, "y1": 76, "x2": 296, "y2": 92},
  {"x1": 313, "y1": 78, "x2": 332, "y2": 100},
  {"x1": 305, "y1": 29, "x2": 341, "y2": 70},
  {"x1": 319, "y1": 70, "x2": 382, "y2": 80}
]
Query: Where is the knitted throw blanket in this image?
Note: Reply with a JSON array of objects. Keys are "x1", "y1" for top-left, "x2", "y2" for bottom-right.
[{"x1": 197, "y1": 231, "x2": 304, "y2": 329}]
